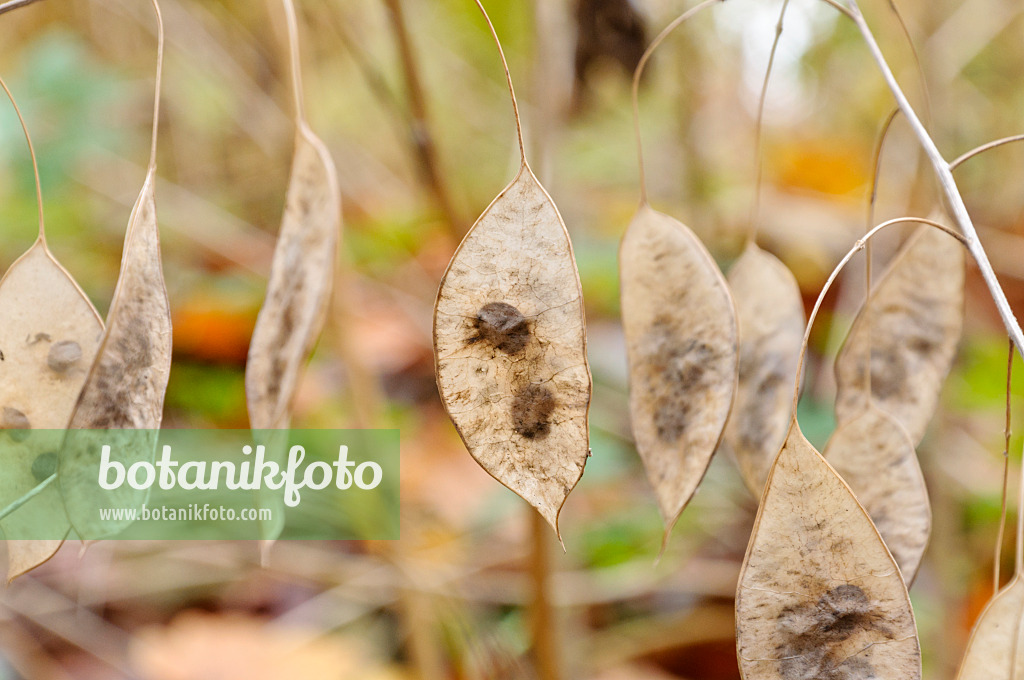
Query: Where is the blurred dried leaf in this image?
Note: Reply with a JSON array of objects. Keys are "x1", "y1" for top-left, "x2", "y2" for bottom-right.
[
  {"x1": 434, "y1": 166, "x2": 591, "y2": 536},
  {"x1": 620, "y1": 204, "x2": 737, "y2": 532},
  {"x1": 722, "y1": 243, "x2": 803, "y2": 496},
  {"x1": 835, "y1": 224, "x2": 964, "y2": 443},
  {"x1": 736, "y1": 424, "x2": 921, "y2": 680},
  {"x1": 824, "y1": 405, "x2": 930, "y2": 584}
]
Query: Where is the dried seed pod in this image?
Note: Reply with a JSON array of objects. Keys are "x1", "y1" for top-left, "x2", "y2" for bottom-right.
[
  {"x1": 956, "y1": 576, "x2": 1024, "y2": 679},
  {"x1": 722, "y1": 243, "x2": 803, "y2": 496},
  {"x1": 620, "y1": 204, "x2": 737, "y2": 532},
  {"x1": 434, "y1": 167, "x2": 591, "y2": 535},
  {"x1": 59, "y1": 170, "x2": 172, "y2": 540},
  {"x1": 736, "y1": 424, "x2": 921, "y2": 680},
  {"x1": 47, "y1": 340, "x2": 82, "y2": 373},
  {"x1": 835, "y1": 224, "x2": 964, "y2": 443},
  {"x1": 824, "y1": 405, "x2": 930, "y2": 584},
  {"x1": 246, "y1": 124, "x2": 339, "y2": 431}
]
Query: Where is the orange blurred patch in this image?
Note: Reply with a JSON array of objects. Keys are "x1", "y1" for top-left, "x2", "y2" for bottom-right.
[
  {"x1": 173, "y1": 301, "x2": 257, "y2": 364},
  {"x1": 774, "y1": 138, "x2": 868, "y2": 196}
]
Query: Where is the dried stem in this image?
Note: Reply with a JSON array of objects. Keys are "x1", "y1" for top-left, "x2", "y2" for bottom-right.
[
  {"x1": 842, "y1": 0, "x2": 1024, "y2": 361},
  {"x1": 530, "y1": 509, "x2": 560, "y2": 680},
  {"x1": 950, "y1": 134, "x2": 1024, "y2": 171},
  {"x1": 790, "y1": 216, "x2": 966, "y2": 420},
  {"x1": 280, "y1": 0, "x2": 306, "y2": 124},
  {"x1": 996, "y1": 339, "x2": 1013, "y2": 590},
  {"x1": 383, "y1": 0, "x2": 464, "y2": 236},
  {"x1": 0, "y1": 0, "x2": 43, "y2": 16},
  {"x1": 747, "y1": 0, "x2": 791, "y2": 244},
  {"x1": 886, "y1": 0, "x2": 931, "y2": 126},
  {"x1": 471, "y1": 0, "x2": 526, "y2": 165},
  {"x1": 862, "y1": 107, "x2": 900, "y2": 399},
  {"x1": 631, "y1": 0, "x2": 722, "y2": 205},
  {"x1": 149, "y1": 0, "x2": 164, "y2": 172},
  {"x1": 0, "y1": 75, "x2": 45, "y2": 241}
]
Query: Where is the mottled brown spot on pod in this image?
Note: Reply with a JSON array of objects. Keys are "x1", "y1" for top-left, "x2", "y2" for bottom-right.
[
  {"x1": 471, "y1": 302, "x2": 531, "y2": 355},
  {"x1": 1, "y1": 406, "x2": 30, "y2": 442},
  {"x1": 642, "y1": 320, "x2": 716, "y2": 443},
  {"x1": 31, "y1": 451, "x2": 57, "y2": 482},
  {"x1": 47, "y1": 340, "x2": 82, "y2": 373},
  {"x1": 776, "y1": 585, "x2": 889, "y2": 680},
  {"x1": 512, "y1": 383, "x2": 556, "y2": 439}
]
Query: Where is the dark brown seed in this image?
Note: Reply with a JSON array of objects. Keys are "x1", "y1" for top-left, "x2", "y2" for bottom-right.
[
  {"x1": 512, "y1": 383, "x2": 557, "y2": 440},
  {"x1": 471, "y1": 302, "x2": 531, "y2": 355}
]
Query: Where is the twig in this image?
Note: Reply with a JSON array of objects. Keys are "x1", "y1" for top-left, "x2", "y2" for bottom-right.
[
  {"x1": 382, "y1": 0, "x2": 465, "y2": 236},
  {"x1": 843, "y1": 0, "x2": 1024, "y2": 360},
  {"x1": 530, "y1": 509, "x2": 560, "y2": 680},
  {"x1": 950, "y1": 134, "x2": 1024, "y2": 171},
  {"x1": 0, "y1": 0, "x2": 43, "y2": 17},
  {"x1": 0, "y1": 474, "x2": 55, "y2": 522}
]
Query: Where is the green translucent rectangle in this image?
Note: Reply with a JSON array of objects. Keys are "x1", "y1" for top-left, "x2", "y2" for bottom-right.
[{"x1": 0, "y1": 429, "x2": 399, "y2": 541}]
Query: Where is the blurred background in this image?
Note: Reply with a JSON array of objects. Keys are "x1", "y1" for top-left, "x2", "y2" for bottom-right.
[{"x1": 0, "y1": 0, "x2": 1023, "y2": 677}]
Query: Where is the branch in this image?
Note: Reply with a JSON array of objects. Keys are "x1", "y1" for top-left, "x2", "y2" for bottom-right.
[
  {"x1": 0, "y1": 0, "x2": 43, "y2": 17},
  {"x1": 845, "y1": 0, "x2": 1024, "y2": 359}
]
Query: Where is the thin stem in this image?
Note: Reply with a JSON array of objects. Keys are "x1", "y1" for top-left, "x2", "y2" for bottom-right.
[
  {"x1": 0, "y1": 474, "x2": 55, "y2": 522},
  {"x1": 862, "y1": 107, "x2": 900, "y2": 398},
  {"x1": 530, "y1": 509, "x2": 559, "y2": 680},
  {"x1": 0, "y1": 75, "x2": 45, "y2": 241},
  {"x1": 1017, "y1": 432, "x2": 1024, "y2": 579},
  {"x1": 148, "y1": 0, "x2": 164, "y2": 171},
  {"x1": 471, "y1": 0, "x2": 525, "y2": 165},
  {"x1": 281, "y1": 0, "x2": 306, "y2": 124},
  {"x1": 950, "y1": 134, "x2": 1024, "y2": 171},
  {"x1": 631, "y1": 0, "x2": 721, "y2": 205},
  {"x1": 819, "y1": 0, "x2": 854, "y2": 19},
  {"x1": 383, "y1": 0, "x2": 465, "y2": 236},
  {"x1": 747, "y1": 0, "x2": 791, "y2": 244},
  {"x1": 996, "y1": 339, "x2": 1013, "y2": 590},
  {"x1": 886, "y1": 0, "x2": 931, "y2": 126},
  {"x1": 790, "y1": 216, "x2": 966, "y2": 419},
  {"x1": 0, "y1": 0, "x2": 43, "y2": 16},
  {"x1": 845, "y1": 0, "x2": 1024, "y2": 363}
]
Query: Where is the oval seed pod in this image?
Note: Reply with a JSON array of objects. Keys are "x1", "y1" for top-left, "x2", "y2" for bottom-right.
[
  {"x1": 60, "y1": 1, "x2": 171, "y2": 541},
  {"x1": 835, "y1": 223, "x2": 964, "y2": 443},
  {"x1": 433, "y1": 2, "x2": 591, "y2": 539},
  {"x1": 620, "y1": 205, "x2": 737, "y2": 533},
  {"x1": 722, "y1": 243, "x2": 803, "y2": 496},
  {"x1": 0, "y1": 77, "x2": 104, "y2": 580},
  {"x1": 434, "y1": 167, "x2": 591, "y2": 536},
  {"x1": 823, "y1": 405, "x2": 930, "y2": 585},
  {"x1": 736, "y1": 424, "x2": 921, "y2": 680},
  {"x1": 956, "y1": 576, "x2": 1024, "y2": 679}
]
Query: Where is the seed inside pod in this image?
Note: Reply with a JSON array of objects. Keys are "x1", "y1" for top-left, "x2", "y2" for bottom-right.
[
  {"x1": 31, "y1": 451, "x2": 57, "y2": 482},
  {"x1": 1, "y1": 406, "x2": 30, "y2": 442},
  {"x1": 47, "y1": 340, "x2": 82, "y2": 373}
]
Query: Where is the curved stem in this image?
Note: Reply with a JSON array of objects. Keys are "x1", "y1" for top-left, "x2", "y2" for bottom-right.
[
  {"x1": 996, "y1": 338, "x2": 1013, "y2": 589},
  {"x1": 281, "y1": 0, "x2": 306, "y2": 124},
  {"x1": 862, "y1": 107, "x2": 900, "y2": 398},
  {"x1": 0, "y1": 75, "x2": 45, "y2": 242},
  {"x1": 747, "y1": 0, "x2": 791, "y2": 244},
  {"x1": 844, "y1": 0, "x2": 1024, "y2": 363},
  {"x1": 789, "y1": 216, "x2": 966, "y2": 419},
  {"x1": 471, "y1": 0, "x2": 525, "y2": 165},
  {"x1": 631, "y1": 0, "x2": 721, "y2": 205},
  {"x1": 148, "y1": 0, "x2": 164, "y2": 171},
  {"x1": 950, "y1": 134, "x2": 1024, "y2": 171},
  {"x1": 887, "y1": 0, "x2": 931, "y2": 126}
]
